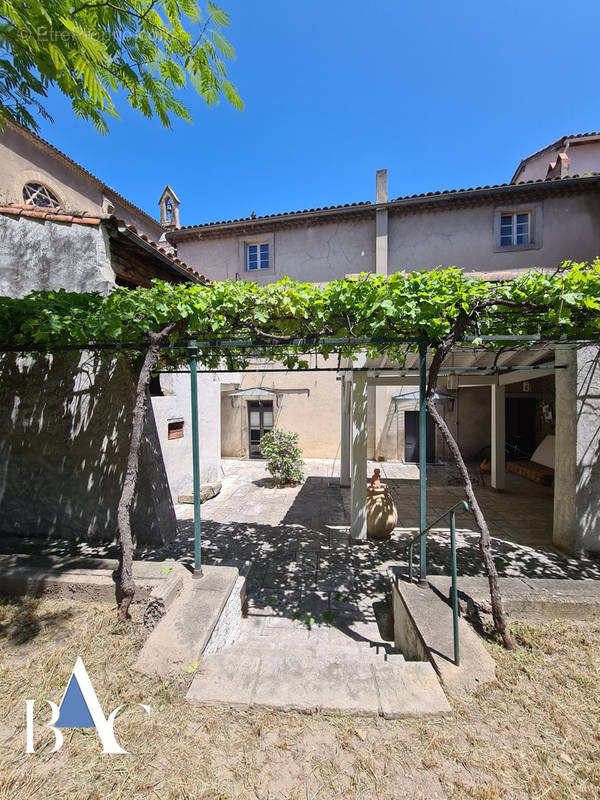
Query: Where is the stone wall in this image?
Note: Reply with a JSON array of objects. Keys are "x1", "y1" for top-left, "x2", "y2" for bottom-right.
[
  {"x1": 553, "y1": 345, "x2": 600, "y2": 555},
  {"x1": 0, "y1": 214, "x2": 114, "y2": 297},
  {"x1": 0, "y1": 351, "x2": 176, "y2": 545}
]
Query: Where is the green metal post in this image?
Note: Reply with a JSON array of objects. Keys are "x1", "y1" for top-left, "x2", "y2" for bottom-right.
[
  {"x1": 189, "y1": 342, "x2": 203, "y2": 578},
  {"x1": 418, "y1": 338, "x2": 428, "y2": 583},
  {"x1": 450, "y1": 511, "x2": 460, "y2": 666}
]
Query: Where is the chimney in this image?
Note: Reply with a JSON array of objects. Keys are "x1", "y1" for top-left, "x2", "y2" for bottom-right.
[
  {"x1": 376, "y1": 169, "x2": 388, "y2": 204},
  {"x1": 375, "y1": 169, "x2": 388, "y2": 275}
]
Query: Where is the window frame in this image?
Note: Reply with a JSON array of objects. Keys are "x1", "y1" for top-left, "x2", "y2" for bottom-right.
[
  {"x1": 493, "y1": 203, "x2": 542, "y2": 253},
  {"x1": 499, "y1": 211, "x2": 530, "y2": 247},
  {"x1": 246, "y1": 241, "x2": 271, "y2": 271},
  {"x1": 22, "y1": 181, "x2": 61, "y2": 209},
  {"x1": 238, "y1": 232, "x2": 275, "y2": 277}
]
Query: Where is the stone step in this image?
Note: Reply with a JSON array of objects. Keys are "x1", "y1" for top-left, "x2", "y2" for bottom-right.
[
  {"x1": 134, "y1": 565, "x2": 240, "y2": 676},
  {"x1": 187, "y1": 648, "x2": 450, "y2": 718},
  {"x1": 390, "y1": 572, "x2": 496, "y2": 694},
  {"x1": 225, "y1": 640, "x2": 405, "y2": 664}
]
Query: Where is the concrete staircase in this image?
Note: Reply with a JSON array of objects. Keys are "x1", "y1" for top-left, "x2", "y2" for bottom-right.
[{"x1": 186, "y1": 614, "x2": 451, "y2": 718}]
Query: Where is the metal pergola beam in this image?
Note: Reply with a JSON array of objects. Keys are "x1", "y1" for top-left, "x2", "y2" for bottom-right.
[
  {"x1": 4, "y1": 333, "x2": 591, "y2": 579},
  {"x1": 366, "y1": 365, "x2": 562, "y2": 386},
  {"x1": 2, "y1": 333, "x2": 596, "y2": 356}
]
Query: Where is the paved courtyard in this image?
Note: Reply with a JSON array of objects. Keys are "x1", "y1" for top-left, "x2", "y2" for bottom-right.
[
  {"x1": 163, "y1": 458, "x2": 600, "y2": 625},
  {"x1": 174, "y1": 458, "x2": 600, "y2": 714}
]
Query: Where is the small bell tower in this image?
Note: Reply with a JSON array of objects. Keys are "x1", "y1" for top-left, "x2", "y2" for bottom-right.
[{"x1": 158, "y1": 184, "x2": 181, "y2": 229}]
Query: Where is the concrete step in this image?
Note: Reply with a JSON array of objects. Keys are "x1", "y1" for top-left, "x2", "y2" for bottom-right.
[
  {"x1": 134, "y1": 565, "x2": 240, "y2": 676},
  {"x1": 428, "y1": 575, "x2": 600, "y2": 620},
  {"x1": 186, "y1": 648, "x2": 450, "y2": 718},
  {"x1": 390, "y1": 572, "x2": 496, "y2": 694},
  {"x1": 227, "y1": 640, "x2": 406, "y2": 665}
]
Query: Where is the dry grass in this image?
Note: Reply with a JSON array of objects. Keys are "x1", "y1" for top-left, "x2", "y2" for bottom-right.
[{"x1": 0, "y1": 595, "x2": 599, "y2": 800}]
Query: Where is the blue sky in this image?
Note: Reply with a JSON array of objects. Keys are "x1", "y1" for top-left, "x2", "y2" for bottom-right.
[{"x1": 35, "y1": 0, "x2": 600, "y2": 227}]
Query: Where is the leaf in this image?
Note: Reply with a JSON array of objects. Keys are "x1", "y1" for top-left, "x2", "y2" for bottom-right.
[
  {"x1": 0, "y1": 0, "x2": 242, "y2": 131},
  {"x1": 161, "y1": 566, "x2": 173, "y2": 574},
  {"x1": 186, "y1": 662, "x2": 199, "y2": 673}
]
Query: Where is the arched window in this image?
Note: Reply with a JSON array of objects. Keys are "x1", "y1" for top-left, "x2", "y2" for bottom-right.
[{"x1": 22, "y1": 182, "x2": 61, "y2": 208}]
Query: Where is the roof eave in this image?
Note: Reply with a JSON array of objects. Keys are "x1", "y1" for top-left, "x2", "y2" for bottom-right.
[
  {"x1": 168, "y1": 174, "x2": 600, "y2": 241},
  {"x1": 113, "y1": 224, "x2": 204, "y2": 283}
]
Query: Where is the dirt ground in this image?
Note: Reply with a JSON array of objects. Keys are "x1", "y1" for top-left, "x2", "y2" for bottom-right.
[{"x1": 0, "y1": 595, "x2": 599, "y2": 800}]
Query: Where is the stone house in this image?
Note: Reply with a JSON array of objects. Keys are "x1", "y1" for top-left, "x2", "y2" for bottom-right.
[
  {"x1": 164, "y1": 135, "x2": 600, "y2": 556},
  {"x1": 0, "y1": 123, "x2": 598, "y2": 556},
  {"x1": 0, "y1": 128, "x2": 220, "y2": 543}
]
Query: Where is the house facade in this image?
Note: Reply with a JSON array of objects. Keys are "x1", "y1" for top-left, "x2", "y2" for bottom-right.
[
  {"x1": 165, "y1": 138, "x2": 600, "y2": 557},
  {"x1": 0, "y1": 126, "x2": 221, "y2": 542},
  {"x1": 166, "y1": 146, "x2": 600, "y2": 466},
  {"x1": 1, "y1": 124, "x2": 598, "y2": 556}
]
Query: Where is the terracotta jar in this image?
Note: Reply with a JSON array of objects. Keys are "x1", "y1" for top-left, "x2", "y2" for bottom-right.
[{"x1": 366, "y1": 483, "x2": 398, "y2": 540}]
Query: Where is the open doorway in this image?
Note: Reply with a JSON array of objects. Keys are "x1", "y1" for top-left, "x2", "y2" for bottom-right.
[
  {"x1": 506, "y1": 397, "x2": 537, "y2": 460},
  {"x1": 404, "y1": 410, "x2": 436, "y2": 463}
]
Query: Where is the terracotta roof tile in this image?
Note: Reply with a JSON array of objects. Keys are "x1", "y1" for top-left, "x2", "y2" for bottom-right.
[
  {"x1": 170, "y1": 172, "x2": 600, "y2": 237},
  {"x1": 112, "y1": 221, "x2": 207, "y2": 283},
  {"x1": 0, "y1": 202, "x2": 207, "y2": 284},
  {"x1": 0, "y1": 203, "x2": 101, "y2": 225}
]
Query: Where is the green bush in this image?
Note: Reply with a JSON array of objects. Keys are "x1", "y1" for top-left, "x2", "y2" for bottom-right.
[{"x1": 259, "y1": 429, "x2": 305, "y2": 486}]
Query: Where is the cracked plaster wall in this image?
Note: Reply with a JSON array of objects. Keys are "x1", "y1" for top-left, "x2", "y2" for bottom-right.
[
  {"x1": 176, "y1": 219, "x2": 376, "y2": 283},
  {"x1": 387, "y1": 195, "x2": 600, "y2": 271}
]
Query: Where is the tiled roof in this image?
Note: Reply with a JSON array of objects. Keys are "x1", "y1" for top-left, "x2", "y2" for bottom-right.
[
  {"x1": 173, "y1": 200, "x2": 373, "y2": 233},
  {"x1": 520, "y1": 132, "x2": 600, "y2": 162},
  {"x1": 169, "y1": 172, "x2": 600, "y2": 238},
  {"x1": 0, "y1": 203, "x2": 206, "y2": 283},
  {"x1": 7, "y1": 122, "x2": 162, "y2": 233},
  {"x1": 0, "y1": 203, "x2": 102, "y2": 225},
  {"x1": 511, "y1": 132, "x2": 600, "y2": 183}
]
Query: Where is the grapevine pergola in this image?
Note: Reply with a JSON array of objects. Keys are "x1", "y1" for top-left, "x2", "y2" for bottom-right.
[
  {"x1": 1, "y1": 262, "x2": 599, "y2": 647},
  {"x1": 152, "y1": 333, "x2": 562, "y2": 578}
]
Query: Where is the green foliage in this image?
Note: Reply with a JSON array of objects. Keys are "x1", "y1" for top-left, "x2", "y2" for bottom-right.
[
  {"x1": 259, "y1": 429, "x2": 305, "y2": 486},
  {"x1": 0, "y1": 0, "x2": 242, "y2": 132},
  {"x1": 0, "y1": 262, "x2": 599, "y2": 367}
]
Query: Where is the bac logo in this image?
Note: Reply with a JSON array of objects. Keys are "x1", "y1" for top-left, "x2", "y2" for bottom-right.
[{"x1": 26, "y1": 657, "x2": 150, "y2": 754}]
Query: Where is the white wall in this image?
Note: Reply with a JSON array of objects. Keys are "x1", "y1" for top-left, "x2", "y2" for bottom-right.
[{"x1": 151, "y1": 372, "x2": 221, "y2": 498}]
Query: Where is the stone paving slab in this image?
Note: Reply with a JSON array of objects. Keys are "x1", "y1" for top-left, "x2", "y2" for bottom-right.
[
  {"x1": 374, "y1": 661, "x2": 451, "y2": 718},
  {"x1": 429, "y1": 575, "x2": 600, "y2": 620},
  {"x1": 254, "y1": 652, "x2": 380, "y2": 715},
  {"x1": 187, "y1": 647, "x2": 449, "y2": 718},
  {"x1": 187, "y1": 653, "x2": 261, "y2": 707}
]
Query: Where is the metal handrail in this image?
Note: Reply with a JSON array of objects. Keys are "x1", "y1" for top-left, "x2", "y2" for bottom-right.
[{"x1": 405, "y1": 500, "x2": 469, "y2": 666}]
